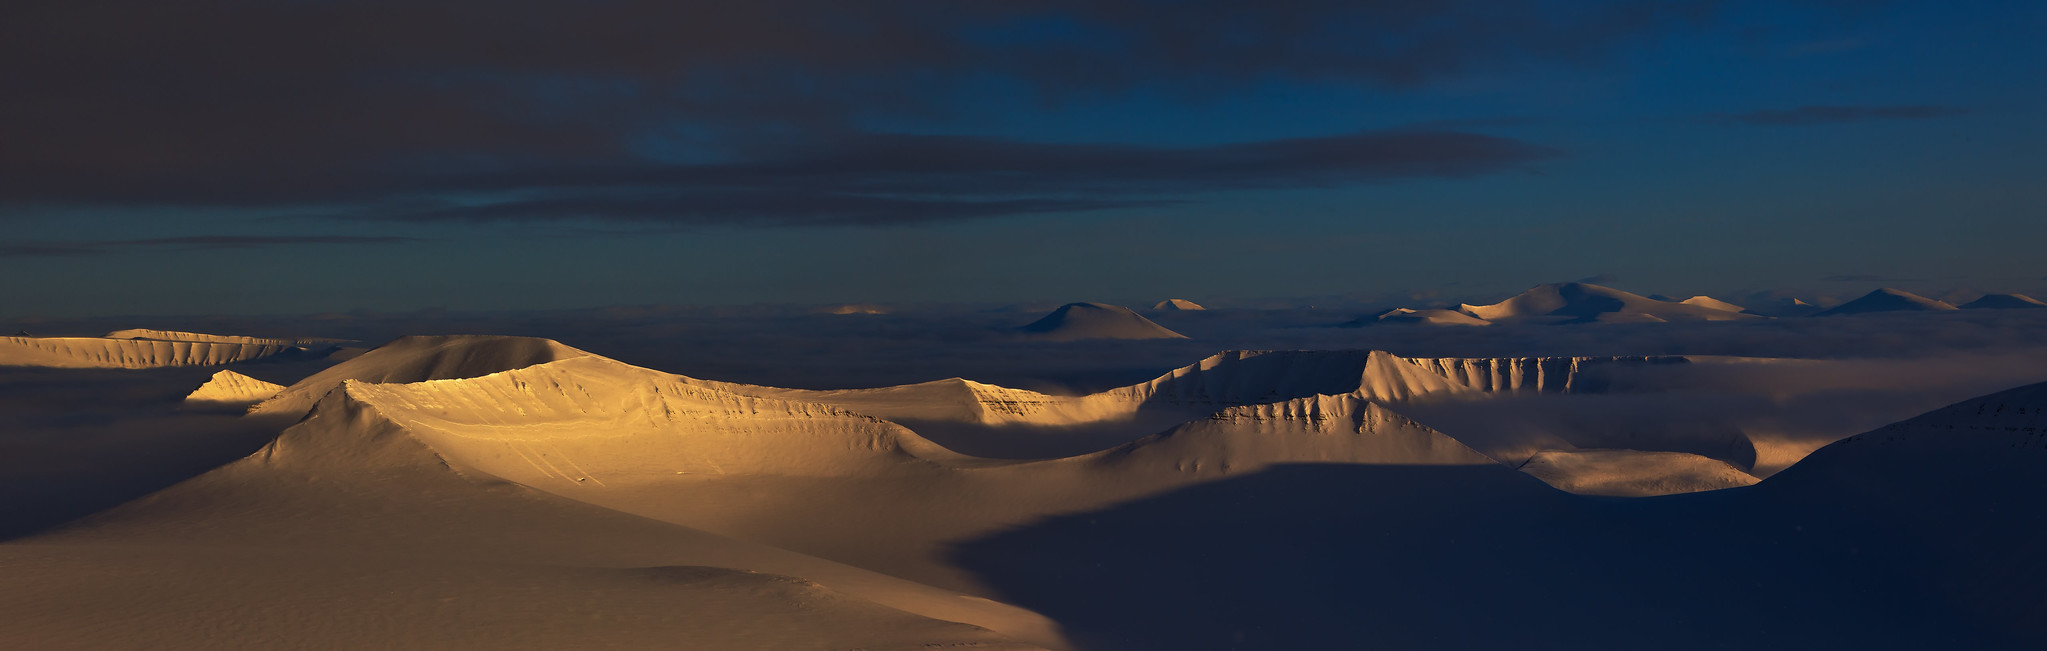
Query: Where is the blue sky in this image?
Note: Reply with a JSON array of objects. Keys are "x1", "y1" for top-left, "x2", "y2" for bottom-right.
[{"x1": 2, "y1": 0, "x2": 2041, "y2": 316}]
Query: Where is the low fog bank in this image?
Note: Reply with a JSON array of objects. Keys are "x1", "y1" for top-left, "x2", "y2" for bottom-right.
[
  {"x1": 10, "y1": 306, "x2": 2046, "y2": 393},
  {"x1": 0, "y1": 366, "x2": 315, "y2": 538}
]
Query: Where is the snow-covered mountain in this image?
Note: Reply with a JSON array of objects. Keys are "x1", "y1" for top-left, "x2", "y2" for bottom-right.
[
  {"x1": 1959, "y1": 293, "x2": 2047, "y2": 309},
  {"x1": 1816, "y1": 287, "x2": 1958, "y2": 315},
  {"x1": 1015, "y1": 302, "x2": 1189, "y2": 341},
  {"x1": 1458, "y1": 282, "x2": 1757, "y2": 323}
]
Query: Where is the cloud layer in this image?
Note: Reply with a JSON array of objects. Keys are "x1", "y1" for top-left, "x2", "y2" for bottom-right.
[{"x1": 0, "y1": 1, "x2": 1712, "y2": 226}]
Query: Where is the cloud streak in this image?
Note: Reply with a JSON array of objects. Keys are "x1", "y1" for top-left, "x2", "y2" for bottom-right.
[
  {"x1": 323, "y1": 129, "x2": 1561, "y2": 227},
  {"x1": 1715, "y1": 105, "x2": 1969, "y2": 126},
  {"x1": 0, "y1": 235, "x2": 418, "y2": 258}
]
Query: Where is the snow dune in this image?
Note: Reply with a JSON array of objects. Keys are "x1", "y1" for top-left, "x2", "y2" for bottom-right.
[
  {"x1": 251, "y1": 335, "x2": 591, "y2": 417},
  {"x1": 3, "y1": 338, "x2": 1064, "y2": 649},
  {"x1": 260, "y1": 340, "x2": 1759, "y2": 499},
  {"x1": 12, "y1": 330, "x2": 2044, "y2": 648},
  {"x1": 336, "y1": 355, "x2": 968, "y2": 482},
  {"x1": 312, "y1": 344, "x2": 1512, "y2": 487}
]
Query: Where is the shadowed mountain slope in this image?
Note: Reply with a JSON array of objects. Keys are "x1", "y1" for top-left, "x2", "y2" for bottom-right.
[
  {"x1": 1016, "y1": 303, "x2": 1188, "y2": 341},
  {"x1": 953, "y1": 379, "x2": 2047, "y2": 650},
  {"x1": 1817, "y1": 288, "x2": 1958, "y2": 315}
]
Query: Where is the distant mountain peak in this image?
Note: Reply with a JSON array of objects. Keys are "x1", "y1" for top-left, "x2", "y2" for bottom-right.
[
  {"x1": 1017, "y1": 303, "x2": 1188, "y2": 341},
  {"x1": 1816, "y1": 288, "x2": 1957, "y2": 315},
  {"x1": 1455, "y1": 282, "x2": 1757, "y2": 323},
  {"x1": 1958, "y1": 293, "x2": 2047, "y2": 310}
]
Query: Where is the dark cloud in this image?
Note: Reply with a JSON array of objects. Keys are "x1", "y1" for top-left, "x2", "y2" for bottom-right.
[
  {"x1": 337, "y1": 130, "x2": 1556, "y2": 226},
  {"x1": 1715, "y1": 105, "x2": 1969, "y2": 126},
  {"x1": 362, "y1": 194, "x2": 1161, "y2": 228},
  {"x1": 0, "y1": 235, "x2": 418, "y2": 257},
  {"x1": 0, "y1": 0, "x2": 1702, "y2": 225}
]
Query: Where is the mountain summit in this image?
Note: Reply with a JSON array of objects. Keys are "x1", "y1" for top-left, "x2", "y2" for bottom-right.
[
  {"x1": 1816, "y1": 288, "x2": 1958, "y2": 316},
  {"x1": 1017, "y1": 303, "x2": 1188, "y2": 341},
  {"x1": 1958, "y1": 293, "x2": 2047, "y2": 310}
]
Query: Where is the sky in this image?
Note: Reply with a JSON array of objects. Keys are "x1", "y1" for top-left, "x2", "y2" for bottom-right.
[{"x1": 2, "y1": 0, "x2": 2043, "y2": 317}]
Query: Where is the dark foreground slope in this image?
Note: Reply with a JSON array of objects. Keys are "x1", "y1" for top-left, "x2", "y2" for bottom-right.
[{"x1": 954, "y1": 380, "x2": 2047, "y2": 650}]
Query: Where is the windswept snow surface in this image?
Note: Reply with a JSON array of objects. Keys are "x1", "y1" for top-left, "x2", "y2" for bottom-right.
[
  {"x1": 9, "y1": 330, "x2": 2046, "y2": 649},
  {"x1": 2, "y1": 341, "x2": 1063, "y2": 649},
  {"x1": 250, "y1": 335, "x2": 592, "y2": 417},
  {"x1": 338, "y1": 355, "x2": 970, "y2": 482}
]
